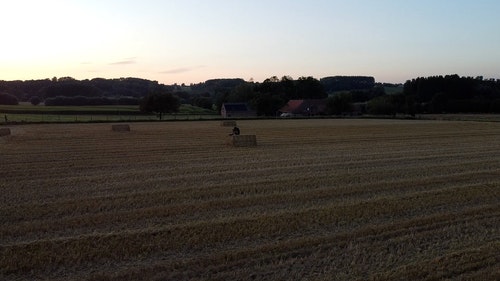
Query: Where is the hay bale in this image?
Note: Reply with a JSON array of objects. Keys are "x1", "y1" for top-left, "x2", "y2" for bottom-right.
[
  {"x1": 220, "y1": 120, "x2": 237, "y2": 127},
  {"x1": 0, "y1": 128, "x2": 11, "y2": 137},
  {"x1": 112, "y1": 124, "x2": 130, "y2": 132},
  {"x1": 228, "y1": 135, "x2": 257, "y2": 147}
]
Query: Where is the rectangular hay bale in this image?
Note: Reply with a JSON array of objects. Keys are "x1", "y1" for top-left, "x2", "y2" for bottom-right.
[
  {"x1": 112, "y1": 124, "x2": 130, "y2": 132},
  {"x1": 220, "y1": 120, "x2": 237, "y2": 127},
  {"x1": 229, "y1": 134, "x2": 257, "y2": 147},
  {"x1": 0, "y1": 128, "x2": 11, "y2": 137}
]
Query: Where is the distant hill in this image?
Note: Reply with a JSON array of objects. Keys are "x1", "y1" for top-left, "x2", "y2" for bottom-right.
[{"x1": 0, "y1": 77, "x2": 172, "y2": 103}]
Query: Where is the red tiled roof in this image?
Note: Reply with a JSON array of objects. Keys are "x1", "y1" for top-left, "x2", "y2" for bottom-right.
[
  {"x1": 280, "y1": 100, "x2": 304, "y2": 113},
  {"x1": 280, "y1": 99, "x2": 327, "y2": 115}
]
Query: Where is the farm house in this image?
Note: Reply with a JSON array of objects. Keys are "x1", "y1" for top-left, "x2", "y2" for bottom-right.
[
  {"x1": 220, "y1": 103, "x2": 255, "y2": 118},
  {"x1": 279, "y1": 99, "x2": 327, "y2": 116}
]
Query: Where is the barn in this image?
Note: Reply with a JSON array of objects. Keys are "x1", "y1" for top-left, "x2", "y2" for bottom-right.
[{"x1": 220, "y1": 103, "x2": 255, "y2": 118}]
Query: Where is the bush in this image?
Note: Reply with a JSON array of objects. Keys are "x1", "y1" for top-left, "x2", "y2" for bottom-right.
[
  {"x1": 367, "y1": 95, "x2": 397, "y2": 115},
  {"x1": 0, "y1": 93, "x2": 19, "y2": 105},
  {"x1": 30, "y1": 96, "x2": 41, "y2": 105},
  {"x1": 326, "y1": 93, "x2": 352, "y2": 115}
]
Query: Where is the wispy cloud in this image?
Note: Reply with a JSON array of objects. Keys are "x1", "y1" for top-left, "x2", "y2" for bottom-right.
[
  {"x1": 109, "y1": 57, "x2": 137, "y2": 65},
  {"x1": 161, "y1": 65, "x2": 205, "y2": 74}
]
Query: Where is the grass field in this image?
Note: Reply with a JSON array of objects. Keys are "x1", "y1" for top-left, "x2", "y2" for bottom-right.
[
  {"x1": 1, "y1": 119, "x2": 499, "y2": 280},
  {"x1": 0, "y1": 104, "x2": 218, "y2": 123}
]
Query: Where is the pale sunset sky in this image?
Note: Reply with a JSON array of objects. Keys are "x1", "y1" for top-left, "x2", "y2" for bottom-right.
[{"x1": 1, "y1": 0, "x2": 499, "y2": 85}]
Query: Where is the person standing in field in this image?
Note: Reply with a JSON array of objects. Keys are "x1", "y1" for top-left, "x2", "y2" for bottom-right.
[{"x1": 230, "y1": 126, "x2": 240, "y2": 136}]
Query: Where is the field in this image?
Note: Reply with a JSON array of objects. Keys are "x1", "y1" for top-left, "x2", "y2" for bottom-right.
[
  {"x1": 1, "y1": 119, "x2": 499, "y2": 280},
  {"x1": 0, "y1": 104, "x2": 217, "y2": 123}
]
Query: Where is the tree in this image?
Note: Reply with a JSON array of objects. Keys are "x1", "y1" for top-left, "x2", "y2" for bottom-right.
[
  {"x1": 367, "y1": 95, "x2": 397, "y2": 115},
  {"x1": 0, "y1": 93, "x2": 19, "y2": 105},
  {"x1": 430, "y1": 92, "x2": 447, "y2": 113},
  {"x1": 42, "y1": 81, "x2": 102, "y2": 99},
  {"x1": 280, "y1": 76, "x2": 296, "y2": 99},
  {"x1": 320, "y1": 76, "x2": 375, "y2": 93},
  {"x1": 295, "y1": 76, "x2": 326, "y2": 99},
  {"x1": 403, "y1": 94, "x2": 417, "y2": 116},
  {"x1": 251, "y1": 93, "x2": 285, "y2": 116},
  {"x1": 326, "y1": 93, "x2": 352, "y2": 115},
  {"x1": 30, "y1": 96, "x2": 41, "y2": 105},
  {"x1": 256, "y1": 76, "x2": 283, "y2": 98},
  {"x1": 140, "y1": 92, "x2": 180, "y2": 119},
  {"x1": 193, "y1": 96, "x2": 213, "y2": 109}
]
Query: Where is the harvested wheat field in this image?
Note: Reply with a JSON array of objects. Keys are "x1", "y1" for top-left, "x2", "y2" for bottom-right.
[{"x1": 1, "y1": 119, "x2": 499, "y2": 280}]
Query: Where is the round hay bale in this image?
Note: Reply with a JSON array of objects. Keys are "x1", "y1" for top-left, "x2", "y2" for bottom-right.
[
  {"x1": 112, "y1": 124, "x2": 130, "y2": 132},
  {"x1": 0, "y1": 128, "x2": 11, "y2": 137}
]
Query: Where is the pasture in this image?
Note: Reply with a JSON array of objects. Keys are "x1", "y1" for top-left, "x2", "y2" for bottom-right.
[
  {"x1": 1, "y1": 119, "x2": 499, "y2": 280},
  {"x1": 0, "y1": 103, "x2": 218, "y2": 123}
]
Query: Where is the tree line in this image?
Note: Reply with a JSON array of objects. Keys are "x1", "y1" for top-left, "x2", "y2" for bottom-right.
[
  {"x1": 187, "y1": 76, "x2": 381, "y2": 116},
  {"x1": 402, "y1": 75, "x2": 500, "y2": 113},
  {"x1": 2, "y1": 74, "x2": 500, "y2": 115},
  {"x1": 0, "y1": 77, "x2": 173, "y2": 105}
]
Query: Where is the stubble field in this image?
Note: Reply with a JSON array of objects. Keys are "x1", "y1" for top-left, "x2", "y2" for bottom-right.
[{"x1": 1, "y1": 119, "x2": 499, "y2": 280}]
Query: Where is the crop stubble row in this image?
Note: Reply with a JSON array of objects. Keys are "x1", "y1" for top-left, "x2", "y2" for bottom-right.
[{"x1": 1, "y1": 119, "x2": 499, "y2": 280}]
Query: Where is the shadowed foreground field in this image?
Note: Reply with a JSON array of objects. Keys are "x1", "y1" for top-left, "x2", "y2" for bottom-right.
[{"x1": 1, "y1": 119, "x2": 499, "y2": 280}]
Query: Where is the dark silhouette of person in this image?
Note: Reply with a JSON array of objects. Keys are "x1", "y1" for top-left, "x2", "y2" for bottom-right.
[{"x1": 230, "y1": 126, "x2": 240, "y2": 136}]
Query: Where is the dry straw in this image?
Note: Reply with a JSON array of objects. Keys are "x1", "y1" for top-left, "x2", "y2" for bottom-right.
[
  {"x1": 111, "y1": 124, "x2": 130, "y2": 132},
  {"x1": 220, "y1": 120, "x2": 237, "y2": 127},
  {"x1": 228, "y1": 135, "x2": 257, "y2": 147},
  {"x1": 0, "y1": 128, "x2": 11, "y2": 137}
]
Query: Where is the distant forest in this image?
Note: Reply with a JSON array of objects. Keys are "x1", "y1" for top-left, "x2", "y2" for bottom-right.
[{"x1": 1, "y1": 74, "x2": 500, "y2": 115}]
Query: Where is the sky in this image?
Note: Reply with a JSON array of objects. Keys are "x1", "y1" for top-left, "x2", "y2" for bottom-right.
[{"x1": 1, "y1": 0, "x2": 500, "y2": 85}]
